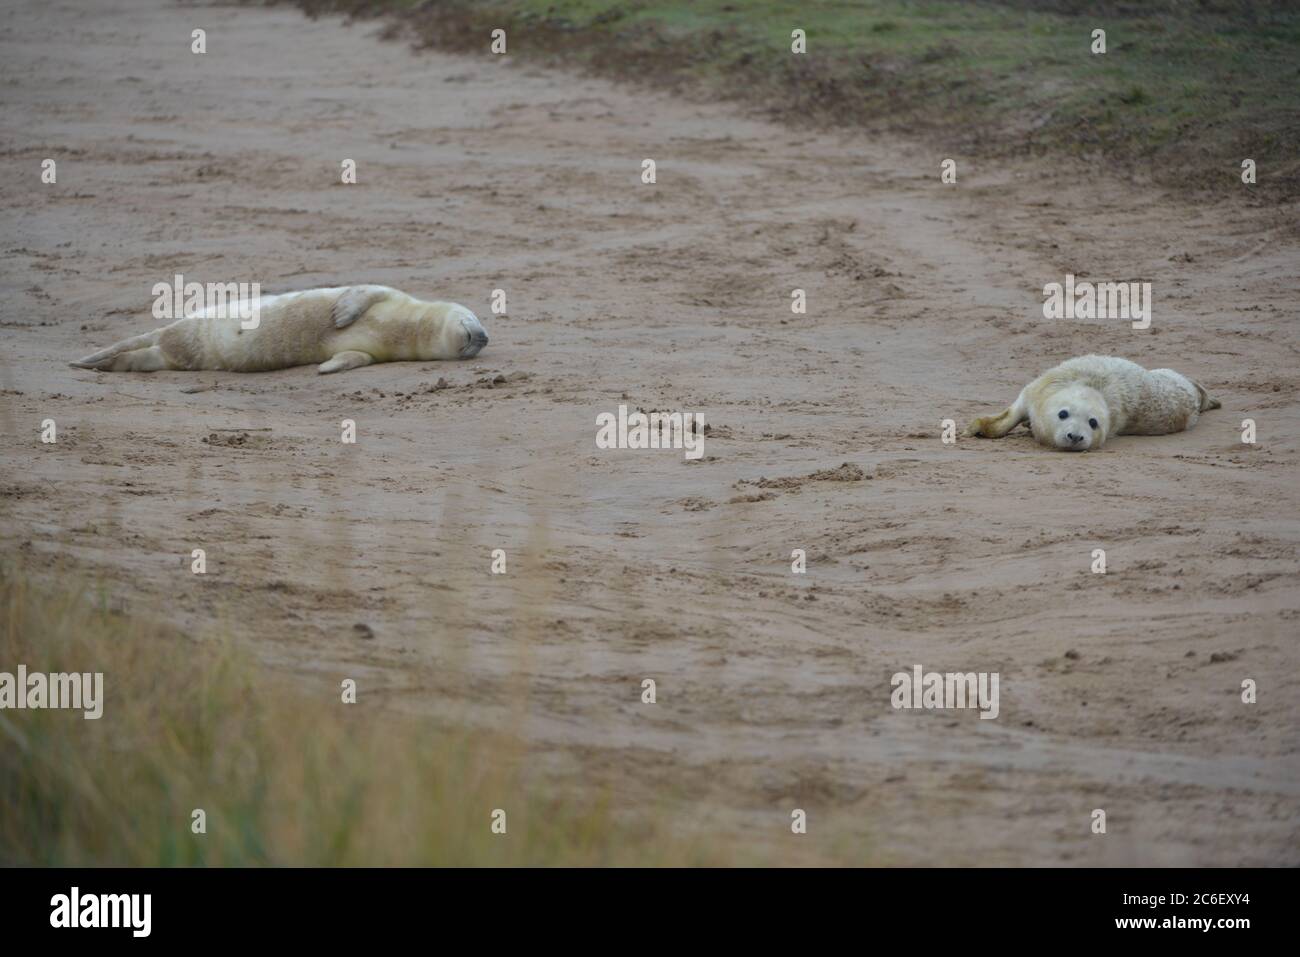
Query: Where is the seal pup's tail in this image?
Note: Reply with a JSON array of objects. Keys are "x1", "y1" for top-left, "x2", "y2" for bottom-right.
[{"x1": 71, "y1": 331, "x2": 162, "y2": 371}]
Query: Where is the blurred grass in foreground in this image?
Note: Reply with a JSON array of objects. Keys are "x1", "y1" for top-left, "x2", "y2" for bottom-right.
[{"x1": 0, "y1": 563, "x2": 738, "y2": 866}]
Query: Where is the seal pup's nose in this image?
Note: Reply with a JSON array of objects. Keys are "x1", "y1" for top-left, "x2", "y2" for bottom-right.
[
  {"x1": 1067, "y1": 433, "x2": 1083, "y2": 445},
  {"x1": 459, "y1": 320, "x2": 489, "y2": 357}
]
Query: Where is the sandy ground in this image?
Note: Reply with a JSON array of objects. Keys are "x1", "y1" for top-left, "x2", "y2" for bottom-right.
[{"x1": 2, "y1": 0, "x2": 1298, "y2": 865}]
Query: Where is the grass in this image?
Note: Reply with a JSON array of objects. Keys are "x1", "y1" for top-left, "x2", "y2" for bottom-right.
[
  {"x1": 282, "y1": 0, "x2": 1300, "y2": 199},
  {"x1": 0, "y1": 562, "x2": 741, "y2": 866}
]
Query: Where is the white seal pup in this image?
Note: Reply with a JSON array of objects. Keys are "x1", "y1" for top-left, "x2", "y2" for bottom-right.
[
  {"x1": 71, "y1": 285, "x2": 488, "y2": 374},
  {"x1": 967, "y1": 354, "x2": 1219, "y2": 451}
]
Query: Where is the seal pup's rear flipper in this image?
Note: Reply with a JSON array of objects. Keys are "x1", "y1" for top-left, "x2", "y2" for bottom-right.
[
  {"x1": 71, "y1": 331, "x2": 159, "y2": 370},
  {"x1": 1191, "y1": 378, "x2": 1221, "y2": 412}
]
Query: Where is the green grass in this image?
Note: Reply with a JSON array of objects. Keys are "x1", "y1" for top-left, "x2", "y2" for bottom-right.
[{"x1": 290, "y1": 0, "x2": 1300, "y2": 197}]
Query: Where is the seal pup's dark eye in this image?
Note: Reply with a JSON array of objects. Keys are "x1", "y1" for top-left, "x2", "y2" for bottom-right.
[
  {"x1": 1058, "y1": 409, "x2": 1069, "y2": 420},
  {"x1": 1088, "y1": 418, "x2": 1099, "y2": 429}
]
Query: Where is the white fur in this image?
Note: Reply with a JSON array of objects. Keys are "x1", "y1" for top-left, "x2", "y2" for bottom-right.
[
  {"x1": 968, "y1": 355, "x2": 1219, "y2": 451},
  {"x1": 73, "y1": 285, "x2": 489, "y2": 373}
]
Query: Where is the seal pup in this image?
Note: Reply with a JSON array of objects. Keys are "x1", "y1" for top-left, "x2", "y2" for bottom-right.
[
  {"x1": 71, "y1": 285, "x2": 488, "y2": 373},
  {"x1": 967, "y1": 355, "x2": 1219, "y2": 451}
]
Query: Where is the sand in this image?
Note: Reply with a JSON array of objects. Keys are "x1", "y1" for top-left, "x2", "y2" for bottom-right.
[{"x1": 1, "y1": 0, "x2": 1297, "y2": 864}]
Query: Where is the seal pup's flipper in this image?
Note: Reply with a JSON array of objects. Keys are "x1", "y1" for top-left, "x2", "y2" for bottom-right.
[
  {"x1": 968, "y1": 390, "x2": 1029, "y2": 438},
  {"x1": 1191, "y1": 378, "x2": 1221, "y2": 412},
  {"x1": 318, "y1": 350, "x2": 375, "y2": 374},
  {"x1": 71, "y1": 331, "x2": 160, "y2": 370},
  {"x1": 331, "y1": 287, "x2": 392, "y2": 329}
]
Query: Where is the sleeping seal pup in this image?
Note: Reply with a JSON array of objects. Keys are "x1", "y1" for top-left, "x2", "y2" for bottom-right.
[
  {"x1": 71, "y1": 285, "x2": 488, "y2": 374},
  {"x1": 967, "y1": 355, "x2": 1219, "y2": 451}
]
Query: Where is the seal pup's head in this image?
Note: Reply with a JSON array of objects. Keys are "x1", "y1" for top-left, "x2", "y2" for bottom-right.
[
  {"x1": 414, "y1": 302, "x2": 488, "y2": 359},
  {"x1": 449, "y1": 304, "x2": 489, "y2": 358},
  {"x1": 1033, "y1": 383, "x2": 1109, "y2": 451}
]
